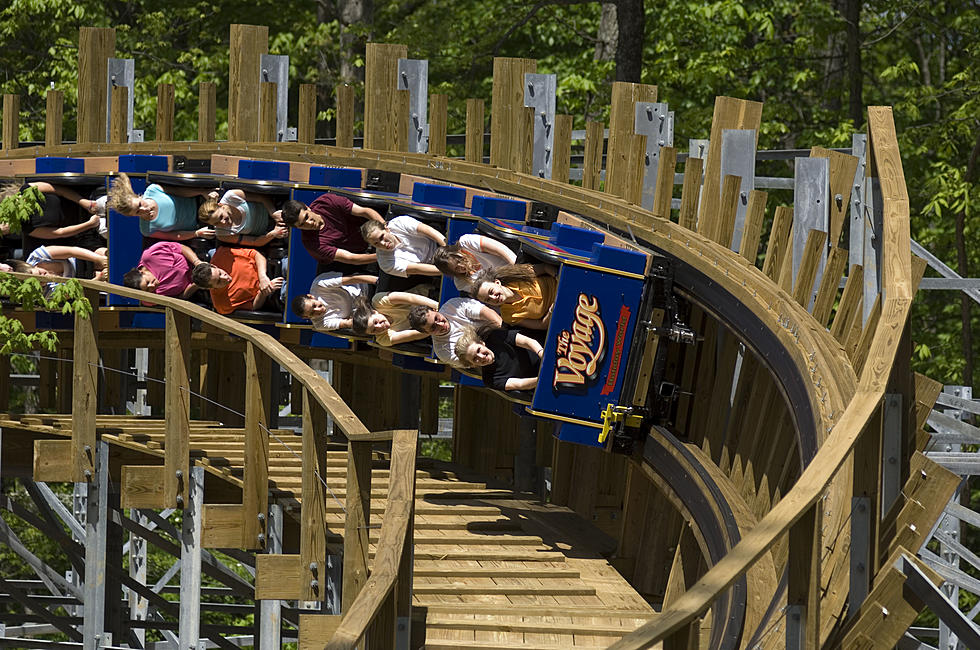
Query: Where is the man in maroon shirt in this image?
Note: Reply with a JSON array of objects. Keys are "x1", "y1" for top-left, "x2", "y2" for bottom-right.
[{"x1": 281, "y1": 194, "x2": 385, "y2": 271}]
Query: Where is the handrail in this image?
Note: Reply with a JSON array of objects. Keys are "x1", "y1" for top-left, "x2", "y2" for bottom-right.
[
  {"x1": 606, "y1": 106, "x2": 913, "y2": 647},
  {"x1": 326, "y1": 428, "x2": 418, "y2": 649},
  {"x1": 2, "y1": 272, "x2": 372, "y2": 441}
]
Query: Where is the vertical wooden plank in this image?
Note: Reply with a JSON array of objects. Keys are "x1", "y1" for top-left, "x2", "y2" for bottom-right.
[
  {"x1": 852, "y1": 402, "x2": 883, "y2": 578},
  {"x1": 792, "y1": 229, "x2": 828, "y2": 308},
  {"x1": 622, "y1": 133, "x2": 647, "y2": 205},
  {"x1": 259, "y1": 81, "x2": 277, "y2": 142},
  {"x1": 298, "y1": 83, "x2": 316, "y2": 144},
  {"x1": 77, "y1": 27, "x2": 115, "y2": 144},
  {"x1": 605, "y1": 81, "x2": 657, "y2": 199},
  {"x1": 552, "y1": 114, "x2": 572, "y2": 183},
  {"x1": 489, "y1": 57, "x2": 537, "y2": 173},
  {"x1": 713, "y1": 173, "x2": 741, "y2": 247},
  {"x1": 812, "y1": 247, "x2": 849, "y2": 325},
  {"x1": 335, "y1": 84, "x2": 354, "y2": 148},
  {"x1": 762, "y1": 206, "x2": 793, "y2": 281},
  {"x1": 301, "y1": 390, "x2": 328, "y2": 601},
  {"x1": 155, "y1": 83, "x2": 175, "y2": 141},
  {"x1": 364, "y1": 42, "x2": 409, "y2": 151},
  {"x1": 393, "y1": 88, "x2": 411, "y2": 153},
  {"x1": 678, "y1": 157, "x2": 702, "y2": 231},
  {"x1": 852, "y1": 295, "x2": 882, "y2": 376},
  {"x1": 146, "y1": 348, "x2": 165, "y2": 414},
  {"x1": 109, "y1": 86, "x2": 128, "y2": 144},
  {"x1": 830, "y1": 265, "x2": 864, "y2": 342},
  {"x1": 697, "y1": 96, "x2": 763, "y2": 229},
  {"x1": 2, "y1": 94, "x2": 19, "y2": 151},
  {"x1": 652, "y1": 145, "x2": 677, "y2": 219},
  {"x1": 738, "y1": 189, "x2": 768, "y2": 264},
  {"x1": 165, "y1": 310, "x2": 191, "y2": 507},
  {"x1": 582, "y1": 121, "x2": 604, "y2": 191},
  {"x1": 71, "y1": 290, "x2": 99, "y2": 482},
  {"x1": 198, "y1": 82, "x2": 216, "y2": 143},
  {"x1": 428, "y1": 93, "x2": 448, "y2": 155},
  {"x1": 787, "y1": 504, "x2": 821, "y2": 647},
  {"x1": 343, "y1": 440, "x2": 372, "y2": 613},
  {"x1": 45, "y1": 90, "x2": 64, "y2": 148},
  {"x1": 242, "y1": 342, "x2": 270, "y2": 549},
  {"x1": 228, "y1": 24, "x2": 269, "y2": 142},
  {"x1": 465, "y1": 98, "x2": 485, "y2": 163},
  {"x1": 810, "y1": 146, "x2": 860, "y2": 248}
]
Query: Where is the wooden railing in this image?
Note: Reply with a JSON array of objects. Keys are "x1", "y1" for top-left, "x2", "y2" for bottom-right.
[{"x1": 5, "y1": 272, "x2": 418, "y2": 641}]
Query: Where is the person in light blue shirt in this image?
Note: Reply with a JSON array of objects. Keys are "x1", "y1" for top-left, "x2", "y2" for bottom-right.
[{"x1": 107, "y1": 173, "x2": 215, "y2": 242}]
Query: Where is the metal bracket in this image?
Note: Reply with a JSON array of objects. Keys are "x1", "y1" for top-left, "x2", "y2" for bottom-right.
[
  {"x1": 105, "y1": 58, "x2": 135, "y2": 143},
  {"x1": 720, "y1": 129, "x2": 756, "y2": 252},
  {"x1": 260, "y1": 54, "x2": 291, "y2": 141},
  {"x1": 397, "y1": 58, "x2": 429, "y2": 153},
  {"x1": 634, "y1": 102, "x2": 673, "y2": 211},
  {"x1": 793, "y1": 156, "x2": 830, "y2": 309},
  {"x1": 524, "y1": 73, "x2": 557, "y2": 179},
  {"x1": 901, "y1": 554, "x2": 980, "y2": 649}
]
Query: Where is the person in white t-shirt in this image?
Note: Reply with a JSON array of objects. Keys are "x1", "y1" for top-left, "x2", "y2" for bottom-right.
[
  {"x1": 433, "y1": 233, "x2": 516, "y2": 292},
  {"x1": 360, "y1": 215, "x2": 446, "y2": 277},
  {"x1": 291, "y1": 271, "x2": 377, "y2": 331},
  {"x1": 407, "y1": 296, "x2": 502, "y2": 365}
]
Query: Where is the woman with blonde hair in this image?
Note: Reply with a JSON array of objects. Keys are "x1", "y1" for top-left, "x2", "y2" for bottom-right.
[
  {"x1": 455, "y1": 324, "x2": 543, "y2": 392},
  {"x1": 107, "y1": 173, "x2": 214, "y2": 241},
  {"x1": 197, "y1": 189, "x2": 286, "y2": 246},
  {"x1": 472, "y1": 263, "x2": 558, "y2": 329}
]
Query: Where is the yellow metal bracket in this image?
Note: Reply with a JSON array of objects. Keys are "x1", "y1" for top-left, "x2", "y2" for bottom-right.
[{"x1": 599, "y1": 404, "x2": 643, "y2": 444}]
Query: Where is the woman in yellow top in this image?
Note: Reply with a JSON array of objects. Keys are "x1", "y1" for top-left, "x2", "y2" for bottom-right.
[{"x1": 472, "y1": 263, "x2": 558, "y2": 329}]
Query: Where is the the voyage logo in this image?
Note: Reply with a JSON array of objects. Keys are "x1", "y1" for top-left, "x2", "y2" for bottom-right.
[{"x1": 552, "y1": 293, "x2": 607, "y2": 393}]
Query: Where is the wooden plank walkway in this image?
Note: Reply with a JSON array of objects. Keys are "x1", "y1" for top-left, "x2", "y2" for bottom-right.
[{"x1": 1, "y1": 413, "x2": 656, "y2": 648}]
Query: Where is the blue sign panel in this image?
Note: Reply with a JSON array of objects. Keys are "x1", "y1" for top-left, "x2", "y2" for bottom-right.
[
  {"x1": 107, "y1": 175, "x2": 149, "y2": 307},
  {"x1": 532, "y1": 264, "x2": 644, "y2": 436}
]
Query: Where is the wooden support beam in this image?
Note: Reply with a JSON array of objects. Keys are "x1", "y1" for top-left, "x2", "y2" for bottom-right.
[
  {"x1": 155, "y1": 83, "x2": 175, "y2": 141},
  {"x1": 605, "y1": 81, "x2": 657, "y2": 200},
  {"x1": 299, "y1": 615, "x2": 341, "y2": 650},
  {"x1": 202, "y1": 504, "x2": 245, "y2": 548},
  {"x1": 419, "y1": 377, "x2": 439, "y2": 436},
  {"x1": 109, "y1": 86, "x2": 128, "y2": 144},
  {"x1": 652, "y1": 145, "x2": 677, "y2": 219},
  {"x1": 792, "y1": 229, "x2": 828, "y2": 308},
  {"x1": 71, "y1": 289, "x2": 99, "y2": 482},
  {"x1": 260, "y1": 81, "x2": 277, "y2": 142},
  {"x1": 489, "y1": 57, "x2": 537, "y2": 174},
  {"x1": 762, "y1": 205, "x2": 793, "y2": 281},
  {"x1": 465, "y1": 98, "x2": 485, "y2": 163},
  {"x1": 3, "y1": 94, "x2": 19, "y2": 151},
  {"x1": 165, "y1": 309, "x2": 191, "y2": 506},
  {"x1": 242, "y1": 342, "x2": 270, "y2": 549},
  {"x1": 255, "y1": 554, "x2": 304, "y2": 599},
  {"x1": 335, "y1": 84, "x2": 354, "y2": 149},
  {"x1": 77, "y1": 27, "x2": 115, "y2": 143},
  {"x1": 787, "y1": 504, "x2": 820, "y2": 648},
  {"x1": 298, "y1": 83, "x2": 316, "y2": 144},
  {"x1": 677, "y1": 157, "x2": 702, "y2": 231},
  {"x1": 738, "y1": 189, "x2": 767, "y2": 264},
  {"x1": 300, "y1": 389, "x2": 329, "y2": 600},
  {"x1": 120, "y1": 466, "x2": 166, "y2": 509},
  {"x1": 697, "y1": 96, "x2": 763, "y2": 230},
  {"x1": 45, "y1": 89, "x2": 64, "y2": 148},
  {"x1": 428, "y1": 92, "x2": 447, "y2": 155},
  {"x1": 33, "y1": 439, "x2": 72, "y2": 482},
  {"x1": 714, "y1": 173, "x2": 741, "y2": 247},
  {"x1": 342, "y1": 439, "x2": 373, "y2": 613},
  {"x1": 198, "y1": 81, "x2": 216, "y2": 143},
  {"x1": 228, "y1": 24, "x2": 269, "y2": 142},
  {"x1": 392, "y1": 89, "x2": 410, "y2": 153},
  {"x1": 811, "y1": 146, "x2": 860, "y2": 248},
  {"x1": 582, "y1": 120, "x2": 604, "y2": 191},
  {"x1": 831, "y1": 264, "x2": 865, "y2": 343},
  {"x1": 552, "y1": 114, "x2": 572, "y2": 183},
  {"x1": 812, "y1": 247, "x2": 849, "y2": 325},
  {"x1": 364, "y1": 42, "x2": 409, "y2": 151}
]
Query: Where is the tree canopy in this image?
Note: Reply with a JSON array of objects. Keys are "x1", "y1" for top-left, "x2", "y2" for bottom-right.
[{"x1": 1, "y1": 0, "x2": 978, "y2": 385}]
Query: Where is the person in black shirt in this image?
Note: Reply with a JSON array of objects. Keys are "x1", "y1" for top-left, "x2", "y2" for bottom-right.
[{"x1": 455, "y1": 325, "x2": 543, "y2": 392}]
